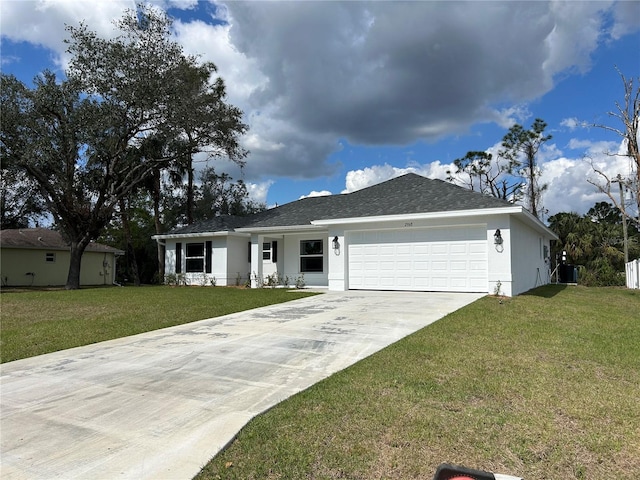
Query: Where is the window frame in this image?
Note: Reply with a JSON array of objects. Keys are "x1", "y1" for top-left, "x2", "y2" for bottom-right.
[
  {"x1": 45, "y1": 252, "x2": 56, "y2": 263},
  {"x1": 300, "y1": 239, "x2": 324, "y2": 273},
  {"x1": 262, "y1": 242, "x2": 271, "y2": 261},
  {"x1": 185, "y1": 242, "x2": 205, "y2": 273}
]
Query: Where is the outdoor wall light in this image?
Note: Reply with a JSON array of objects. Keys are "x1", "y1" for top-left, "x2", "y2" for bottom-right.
[
  {"x1": 494, "y1": 229, "x2": 503, "y2": 245},
  {"x1": 332, "y1": 236, "x2": 340, "y2": 251}
]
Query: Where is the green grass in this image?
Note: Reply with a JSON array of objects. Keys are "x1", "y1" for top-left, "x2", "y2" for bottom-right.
[
  {"x1": 0, "y1": 286, "x2": 318, "y2": 363},
  {"x1": 195, "y1": 285, "x2": 640, "y2": 480}
]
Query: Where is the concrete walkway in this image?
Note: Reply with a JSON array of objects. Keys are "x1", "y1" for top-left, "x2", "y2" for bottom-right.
[{"x1": 1, "y1": 290, "x2": 483, "y2": 479}]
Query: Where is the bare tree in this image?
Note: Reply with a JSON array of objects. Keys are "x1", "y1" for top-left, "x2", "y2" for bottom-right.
[
  {"x1": 500, "y1": 118, "x2": 551, "y2": 219},
  {"x1": 446, "y1": 150, "x2": 523, "y2": 202},
  {"x1": 587, "y1": 68, "x2": 640, "y2": 229},
  {"x1": 447, "y1": 119, "x2": 551, "y2": 218}
]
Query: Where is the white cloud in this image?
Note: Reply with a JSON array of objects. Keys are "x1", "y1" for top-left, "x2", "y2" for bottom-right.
[
  {"x1": 171, "y1": 18, "x2": 267, "y2": 108},
  {"x1": 299, "y1": 190, "x2": 332, "y2": 199},
  {"x1": 0, "y1": 0, "x2": 133, "y2": 66},
  {"x1": 488, "y1": 105, "x2": 532, "y2": 129},
  {"x1": 542, "y1": 1, "x2": 608, "y2": 76},
  {"x1": 166, "y1": 0, "x2": 199, "y2": 9},
  {"x1": 342, "y1": 161, "x2": 455, "y2": 194},
  {"x1": 541, "y1": 157, "x2": 611, "y2": 216},
  {"x1": 611, "y1": 0, "x2": 640, "y2": 39},
  {"x1": 1, "y1": 0, "x2": 637, "y2": 188},
  {"x1": 242, "y1": 134, "x2": 284, "y2": 153},
  {"x1": 540, "y1": 138, "x2": 634, "y2": 217},
  {"x1": 338, "y1": 138, "x2": 633, "y2": 220},
  {"x1": 560, "y1": 117, "x2": 580, "y2": 130},
  {"x1": 568, "y1": 138, "x2": 620, "y2": 155},
  {"x1": 245, "y1": 180, "x2": 273, "y2": 205}
]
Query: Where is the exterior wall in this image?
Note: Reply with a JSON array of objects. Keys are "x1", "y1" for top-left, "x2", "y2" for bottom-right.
[
  {"x1": 509, "y1": 217, "x2": 552, "y2": 295},
  {"x1": 1, "y1": 248, "x2": 117, "y2": 287},
  {"x1": 226, "y1": 236, "x2": 251, "y2": 286},
  {"x1": 250, "y1": 232, "x2": 328, "y2": 288},
  {"x1": 282, "y1": 233, "x2": 328, "y2": 287},
  {"x1": 164, "y1": 239, "x2": 178, "y2": 279},
  {"x1": 486, "y1": 215, "x2": 513, "y2": 297},
  {"x1": 163, "y1": 236, "x2": 250, "y2": 286},
  {"x1": 261, "y1": 237, "x2": 279, "y2": 279},
  {"x1": 327, "y1": 229, "x2": 347, "y2": 290}
]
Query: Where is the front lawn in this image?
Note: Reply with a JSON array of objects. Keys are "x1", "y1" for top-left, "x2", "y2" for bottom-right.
[
  {"x1": 0, "y1": 286, "x2": 318, "y2": 363},
  {"x1": 196, "y1": 285, "x2": 640, "y2": 480}
]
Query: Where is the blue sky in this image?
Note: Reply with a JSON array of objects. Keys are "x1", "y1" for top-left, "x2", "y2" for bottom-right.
[{"x1": 2, "y1": 0, "x2": 639, "y2": 220}]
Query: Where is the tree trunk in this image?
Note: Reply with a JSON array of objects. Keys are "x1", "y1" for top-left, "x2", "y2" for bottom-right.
[
  {"x1": 186, "y1": 158, "x2": 194, "y2": 225},
  {"x1": 527, "y1": 154, "x2": 538, "y2": 219},
  {"x1": 152, "y1": 169, "x2": 165, "y2": 282},
  {"x1": 66, "y1": 238, "x2": 91, "y2": 290},
  {"x1": 119, "y1": 198, "x2": 140, "y2": 286}
]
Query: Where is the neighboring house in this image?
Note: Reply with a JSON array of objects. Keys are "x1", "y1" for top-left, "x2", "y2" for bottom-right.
[
  {"x1": 153, "y1": 173, "x2": 558, "y2": 296},
  {"x1": 0, "y1": 228, "x2": 124, "y2": 287}
]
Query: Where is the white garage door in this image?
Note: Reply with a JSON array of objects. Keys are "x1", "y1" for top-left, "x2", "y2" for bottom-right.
[{"x1": 348, "y1": 226, "x2": 488, "y2": 292}]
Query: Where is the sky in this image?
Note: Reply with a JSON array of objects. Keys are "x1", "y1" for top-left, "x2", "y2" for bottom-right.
[{"x1": 2, "y1": 0, "x2": 639, "y2": 221}]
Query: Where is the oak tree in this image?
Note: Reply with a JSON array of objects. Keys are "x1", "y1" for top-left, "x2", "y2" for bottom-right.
[{"x1": 0, "y1": 5, "x2": 247, "y2": 289}]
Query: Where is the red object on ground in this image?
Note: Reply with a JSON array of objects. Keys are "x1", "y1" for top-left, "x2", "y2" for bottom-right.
[{"x1": 449, "y1": 477, "x2": 476, "y2": 480}]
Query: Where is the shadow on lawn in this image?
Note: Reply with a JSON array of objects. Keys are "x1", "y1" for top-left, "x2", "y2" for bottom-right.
[{"x1": 522, "y1": 284, "x2": 568, "y2": 298}]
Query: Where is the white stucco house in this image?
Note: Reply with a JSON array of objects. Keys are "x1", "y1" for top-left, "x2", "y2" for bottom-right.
[{"x1": 153, "y1": 174, "x2": 558, "y2": 296}]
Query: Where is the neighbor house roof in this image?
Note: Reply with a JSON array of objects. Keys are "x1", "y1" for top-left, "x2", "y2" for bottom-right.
[
  {"x1": 0, "y1": 228, "x2": 124, "y2": 254},
  {"x1": 161, "y1": 173, "x2": 515, "y2": 236}
]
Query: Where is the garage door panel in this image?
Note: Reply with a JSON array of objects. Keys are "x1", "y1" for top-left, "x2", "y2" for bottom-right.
[
  {"x1": 431, "y1": 244, "x2": 448, "y2": 255},
  {"x1": 449, "y1": 244, "x2": 468, "y2": 255},
  {"x1": 379, "y1": 245, "x2": 395, "y2": 255},
  {"x1": 450, "y1": 277, "x2": 468, "y2": 288},
  {"x1": 470, "y1": 243, "x2": 487, "y2": 254},
  {"x1": 380, "y1": 277, "x2": 395, "y2": 287},
  {"x1": 414, "y1": 260, "x2": 429, "y2": 270},
  {"x1": 431, "y1": 276, "x2": 449, "y2": 288},
  {"x1": 469, "y1": 278, "x2": 488, "y2": 289},
  {"x1": 450, "y1": 260, "x2": 468, "y2": 271},
  {"x1": 348, "y1": 226, "x2": 488, "y2": 292},
  {"x1": 414, "y1": 244, "x2": 430, "y2": 254},
  {"x1": 470, "y1": 260, "x2": 486, "y2": 271},
  {"x1": 432, "y1": 261, "x2": 448, "y2": 271}
]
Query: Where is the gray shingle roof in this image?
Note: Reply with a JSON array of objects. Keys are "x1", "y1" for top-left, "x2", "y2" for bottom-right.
[
  {"x1": 168, "y1": 215, "x2": 252, "y2": 235},
  {"x1": 0, "y1": 228, "x2": 124, "y2": 254},
  {"x1": 165, "y1": 173, "x2": 514, "y2": 234}
]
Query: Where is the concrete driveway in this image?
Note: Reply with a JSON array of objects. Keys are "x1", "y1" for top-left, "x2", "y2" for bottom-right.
[{"x1": 1, "y1": 290, "x2": 483, "y2": 479}]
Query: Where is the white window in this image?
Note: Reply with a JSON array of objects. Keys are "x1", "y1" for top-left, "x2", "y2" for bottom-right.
[
  {"x1": 45, "y1": 252, "x2": 56, "y2": 263},
  {"x1": 300, "y1": 240, "x2": 323, "y2": 273},
  {"x1": 262, "y1": 242, "x2": 271, "y2": 260},
  {"x1": 185, "y1": 243, "x2": 205, "y2": 273}
]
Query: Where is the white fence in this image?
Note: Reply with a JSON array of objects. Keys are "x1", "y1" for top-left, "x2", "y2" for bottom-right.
[{"x1": 626, "y1": 259, "x2": 640, "y2": 289}]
